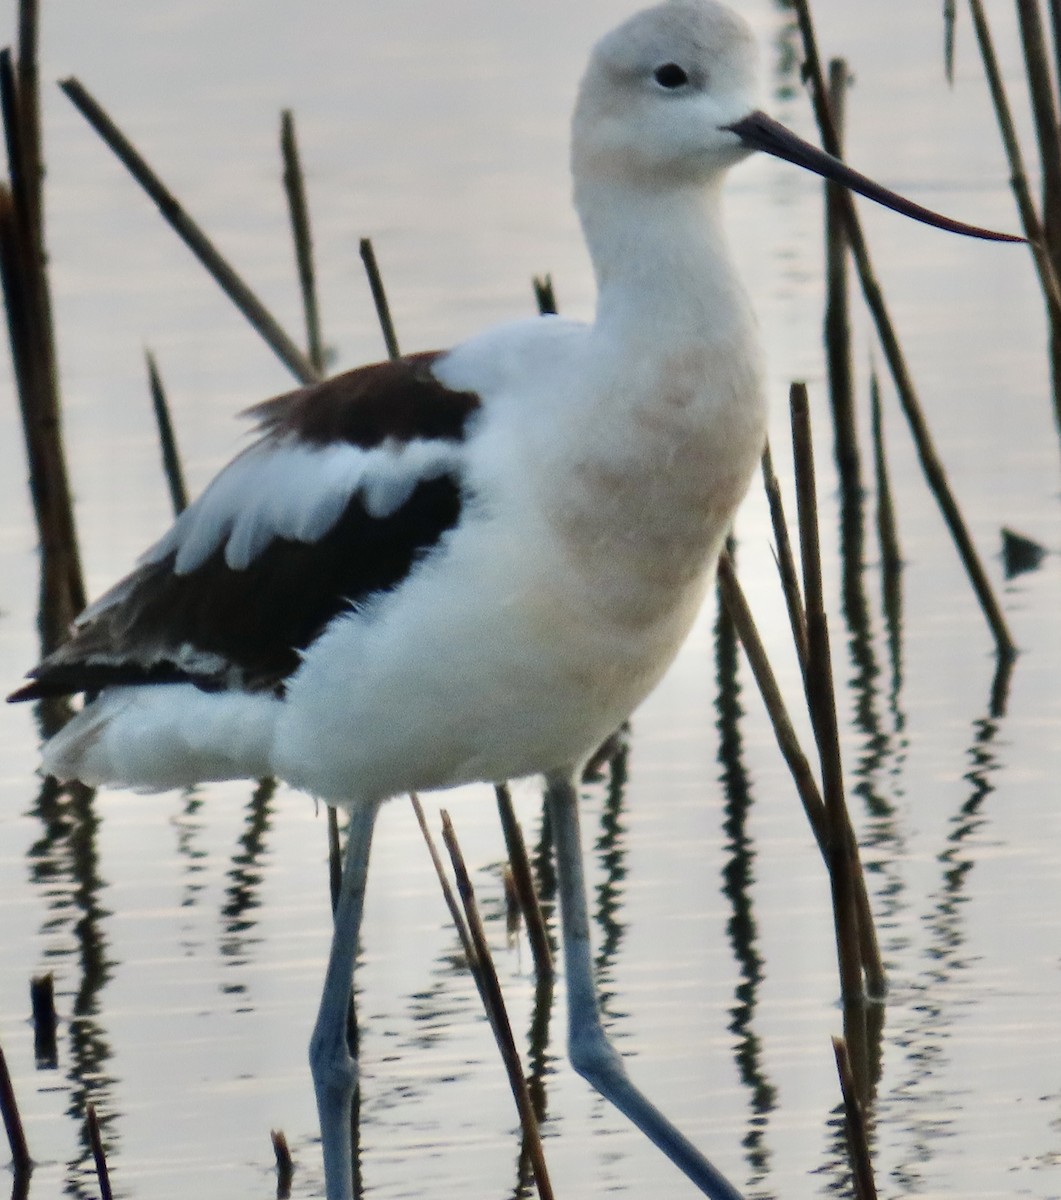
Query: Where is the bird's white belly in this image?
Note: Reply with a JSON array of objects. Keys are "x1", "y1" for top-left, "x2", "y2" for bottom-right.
[{"x1": 272, "y1": 510, "x2": 695, "y2": 805}]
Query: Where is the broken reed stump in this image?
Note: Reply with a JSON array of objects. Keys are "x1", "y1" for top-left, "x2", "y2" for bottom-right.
[
  {"x1": 271, "y1": 1128, "x2": 295, "y2": 1198},
  {"x1": 30, "y1": 972, "x2": 57, "y2": 1067},
  {"x1": 533, "y1": 273, "x2": 558, "y2": 315}
]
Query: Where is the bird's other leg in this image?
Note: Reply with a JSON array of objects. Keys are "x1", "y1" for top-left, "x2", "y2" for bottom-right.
[
  {"x1": 310, "y1": 801, "x2": 378, "y2": 1200},
  {"x1": 544, "y1": 771, "x2": 745, "y2": 1200}
]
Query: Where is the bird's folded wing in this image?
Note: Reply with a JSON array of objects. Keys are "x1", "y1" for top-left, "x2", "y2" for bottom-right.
[{"x1": 10, "y1": 353, "x2": 481, "y2": 701}]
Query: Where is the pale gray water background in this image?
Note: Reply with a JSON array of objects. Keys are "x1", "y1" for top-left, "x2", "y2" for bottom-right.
[{"x1": 1, "y1": 1, "x2": 1059, "y2": 1197}]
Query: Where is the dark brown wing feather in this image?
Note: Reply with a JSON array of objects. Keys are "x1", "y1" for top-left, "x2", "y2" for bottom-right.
[{"x1": 247, "y1": 351, "x2": 479, "y2": 448}]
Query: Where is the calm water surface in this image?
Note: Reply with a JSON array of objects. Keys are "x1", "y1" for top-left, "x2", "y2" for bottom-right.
[{"x1": 1, "y1": 2, "x2": 1059, "y2": 1198}]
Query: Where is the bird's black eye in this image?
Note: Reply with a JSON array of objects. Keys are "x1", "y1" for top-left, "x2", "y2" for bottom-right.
[{"x1": 653, "y1": 62, "x2": 689, "y2": 89}]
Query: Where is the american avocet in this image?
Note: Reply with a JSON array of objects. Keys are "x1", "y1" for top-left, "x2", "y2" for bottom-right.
[{"x1": 10, "y1": 2, "x2": 1017, "y2": 1196}]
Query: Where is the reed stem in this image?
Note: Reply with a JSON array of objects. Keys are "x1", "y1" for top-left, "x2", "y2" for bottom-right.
[
  {"x1": 1, "y1": 36, "x2": 85, "y2": 651},
  {"x1": 145, "y1": 351, "x2": 189, "y2": 516},
  {"x1": 824, "y1": 58, "x2": 859, "y2": 495},
  {"x1": 790, "y1": 387, "x2": 878, "y2": 1026},
  {"x1": 967, "y1": 0, "x2": 1061, "y2": 434},
  {"x1": 86, "y1": 1105, "x2": 113, "y2": 1200},
  {"x1": 280, "y1": 110, "x2": 325, "y2": 374},
  {"x1": 0, "y1": 1039, "x2": 31, "y2": 1178},
  {"x1": 760, "y1": 443, "x2": 808, "y2": 677},
  {"x1": 359, "y1": 237, "x2": 400, "y2": 361}
]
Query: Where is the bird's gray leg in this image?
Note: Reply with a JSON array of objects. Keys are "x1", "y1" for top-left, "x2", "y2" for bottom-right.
[
  {"x1": 544, "y1": 771, "x2": 745, "y2": 1200},
  {"x1": 310, "y1": 801, "x2": 378, "y2": 1200}
]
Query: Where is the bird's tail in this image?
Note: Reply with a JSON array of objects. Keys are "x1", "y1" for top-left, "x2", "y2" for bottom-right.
[{"x1": 42, "y1": 684, "x2": 277, "y2": 792}]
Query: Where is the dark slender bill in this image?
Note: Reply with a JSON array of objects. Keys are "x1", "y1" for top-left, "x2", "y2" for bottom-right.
[{"x1": 725, "y1": 110, "x2": 1023, "y2": 244}]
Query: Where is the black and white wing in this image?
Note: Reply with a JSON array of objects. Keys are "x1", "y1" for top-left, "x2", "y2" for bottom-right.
[{"x1": 10, "y1": 352, "x2": 481, "y2": 701}]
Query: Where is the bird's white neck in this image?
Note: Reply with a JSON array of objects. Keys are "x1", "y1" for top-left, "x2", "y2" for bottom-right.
[{"x1": 575, "y1": 174, "x2": 752, "y2": 349}]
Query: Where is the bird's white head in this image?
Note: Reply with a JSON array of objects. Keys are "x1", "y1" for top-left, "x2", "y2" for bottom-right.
[
  {"x1": 573, "y1": 0, "x2": 1022, "y2": 245},
  {"x1": 572, "y1": 0, "x2": 758, "y2": 193}
]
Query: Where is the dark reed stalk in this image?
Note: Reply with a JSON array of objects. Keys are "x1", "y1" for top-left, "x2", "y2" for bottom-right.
[
  {"x1": 1014, "y1": 0, "x2": 1061, "y2": 431},
  {"x1": 944, "y1": 0, "x2": 957, "y2": 85},
  {"x1": 760, "y1": 443, "x2": 808, "y2": 675},
  {"x1": 1, "y1": 36, "x2": 85, "y2": 652},
  {"x1": 411, "y1": 795, "x2": 476, "y2": 960},
  {"x1": 86, "y1": 1104, "x2": 113, "y2": 1200},
  {"x1": 1015, "y1": 0, "x2": 1061, "y2": 265},
  {"x1": 270, "y1": 1128, "x2": 294, "y2": 1199},
  {"x1": 0, "y1": 1038, "x2": 31, "y2": 1178},
  {"x1": 832, "y1": 1036, "x2": 879, "y2": 1200},
  {"x1": 966, "y1": 0, "x2": 1061, "y2": 301},
  {"x1": 1051, "y1": 0, "x2": 1061, "y2": 93},
  {"x1": 789, "y1": 385, "x2": 883, "y2": 1007},
  {"x1": 789, "y1": 387, "x2": 884, "y2": 1098},
  {"x1": 29, "y1": 972, "x2": 57, "y2": 1068},
  {"x1": 359, "y1": 237, "x2": 400, "y2": 361},
  {"x1": 145, "y1": 351, "x2": 189, "y2": 516},
  {"x1": 790, "y1": 0, "x2": 1017, "y2": 661},
  {"x1": 14, "y1": 0, "x2": 40, "y2": 234},
  {"x1": 58, "y1": 78, "x2": 319, "y2": 385},
  {"x1": 966, "y1": 0, "x2": 1061, "y2": 435},
  {"x1": 533, "y1": 273, "x2": 558, "y2": 315},
  {"x1": 823, "y1": 58, "x2": 859, "y2": 495},
  {"x1": 412, "y1": 798, "x2": 554, "y2": 1200},
  {"x1": 495, "y1": 784, "x2": 554, "y2": 983},
  {"x1": 280, "y1": 110, "x2": 325, "y2": 375},
  {"x1": 789, "y1": 386, "x2": 837, "y2": 759}
]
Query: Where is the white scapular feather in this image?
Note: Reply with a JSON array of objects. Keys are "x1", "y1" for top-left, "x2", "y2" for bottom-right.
[{"x1": 143, "y1": 438, "x2": 467, "y2": 575}]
